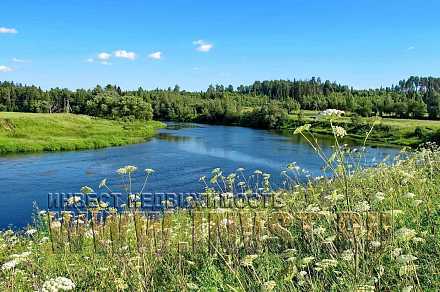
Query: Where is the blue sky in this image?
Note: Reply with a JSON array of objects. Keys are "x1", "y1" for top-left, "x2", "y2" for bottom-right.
[{"x1": 0, "y1": 0, "x2": 439, "y2": 90}]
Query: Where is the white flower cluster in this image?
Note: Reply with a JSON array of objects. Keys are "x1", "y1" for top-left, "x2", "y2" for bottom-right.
[
  {"x1": 333, "y1": 126, "x2": 347, "y2": 138},
  {"x1": 319, "y1": 109, "x2": 345, "y2": 117},
  {"x1": 1, "y1": 251, "x2": 32, "y2": 271},
  {"x1": 42, "y1": 277, "x2": 76, "y2": 291}
]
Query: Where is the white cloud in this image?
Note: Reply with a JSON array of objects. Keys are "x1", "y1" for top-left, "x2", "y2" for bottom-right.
[
  {"x1": 97, "y1": 52, "x2": 112, "y2": 61},
  {"x1": 114, "y1": 50, "x2": 136, "y2": 60},
  {"x1": 148, "y1": 51, "x2": 162, "y2": 60},
  {"x1": 12, "y1": 57, "x2": 31, "y2": 63},
  {"x1": 407, "y1": 46, "x2": 415, "y2": 51},
  {"x1": 86, "y1": 58, "x2": 94, "y2": 63},
  {"x1": 193, "y1": 40, "x2": 213, "y2": 52},
  {"x1": 0, "y1": 65, "x2": 14, "y2": 72},
  {"x1": 0, "y1": 27, "x2": 17, "y2": 34}
]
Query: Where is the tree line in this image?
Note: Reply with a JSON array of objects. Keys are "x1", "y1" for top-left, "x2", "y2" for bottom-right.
[{"x1": 1, "y1": 76, "x2": 440, "y2": 128}]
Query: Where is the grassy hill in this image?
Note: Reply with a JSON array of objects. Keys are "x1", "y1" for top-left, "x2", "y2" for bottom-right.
[{"x1": 0, "y1": 112, "x2": 165, "y2": 154}]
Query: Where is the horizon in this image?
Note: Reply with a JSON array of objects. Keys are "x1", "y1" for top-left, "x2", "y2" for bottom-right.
[{"x1": 1, "y1": 0, "x2": 439, "y2": 91}]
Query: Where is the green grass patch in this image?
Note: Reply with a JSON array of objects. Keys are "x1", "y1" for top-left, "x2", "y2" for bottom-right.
[{"x1": 0, "y1": 112, "x2": 165, "y2": 154}]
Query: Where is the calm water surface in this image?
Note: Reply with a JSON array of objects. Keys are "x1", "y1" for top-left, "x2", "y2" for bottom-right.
[{"x1": 0, "y1": 123, "x2": 399, "y2": 229}]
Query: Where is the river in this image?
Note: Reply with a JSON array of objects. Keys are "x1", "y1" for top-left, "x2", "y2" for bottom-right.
[{"x1": 0, "y1": 123, "x2": 399, "y2": 229}]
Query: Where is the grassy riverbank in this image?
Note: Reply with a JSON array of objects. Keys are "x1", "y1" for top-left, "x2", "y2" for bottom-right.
[
  {"x1": 283, "y1": 110, "x2": 440, "y2": 146},
  {"x1": 0, "y1": 131, "x2": 439, "y2": 290},
  {"x1": 0, "y1": 112, "x2": 165, "y2": 154}
]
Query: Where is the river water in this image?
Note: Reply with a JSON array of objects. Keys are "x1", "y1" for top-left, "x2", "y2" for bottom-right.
[{"x1": 0, "y1": 123, "x2": 399, "y2": 229}]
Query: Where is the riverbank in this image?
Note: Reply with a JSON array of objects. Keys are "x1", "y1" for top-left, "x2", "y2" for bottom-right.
[
  {"x1": 283, "y1": 110, "x2": 440, "y2": 147},
  {"x1": 0, "y1": 146, "x2": 438, "y2": 290},
  {"x1": 0, "y1": 112, "x2": 165, "y2": 154}
]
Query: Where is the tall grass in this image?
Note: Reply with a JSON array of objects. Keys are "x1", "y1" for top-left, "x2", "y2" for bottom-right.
[{"x1": 0, "y1": 124, "x2": 439, "y2": 291}]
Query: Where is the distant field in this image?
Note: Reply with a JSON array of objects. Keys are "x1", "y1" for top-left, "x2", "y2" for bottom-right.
[
  {"x1": 0, "y1": 112, "x2": 165, "y2": 154},
  {"x1": 287, "y1": 110, "x2": 440, "y2": 146}
]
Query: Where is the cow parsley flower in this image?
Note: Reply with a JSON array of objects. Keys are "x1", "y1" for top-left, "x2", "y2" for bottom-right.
[
  {"x1": 333, "y1": 126, "x2": 347, "y2": 138},
  {"x1": 241, "y1": 254, "x2": 258, "y2": 267},
  {"x1": 144, "y1": 168, "x2": 155, "y2": 174},
  {"x1": 25, "y1": 228, "x2": 37, "y2": 236},
  {"x1": 1, "y1": 259, "x2": 19, "y2": 271},
  {"x1": 42, "y1": 277, "x2": 76, "y2": 291},
  {"x1": 354, "y1": 200, "x2": 370, "y2": 212},
  {"x1": 80, "y1": 186, "x2": 94, "y2": 195},
  {"x1": 262, "y1": 280, "x2": 276, "y2": 291},
  {"x1": 396, "y1": 227, "x2": 416, "y2": 242}
]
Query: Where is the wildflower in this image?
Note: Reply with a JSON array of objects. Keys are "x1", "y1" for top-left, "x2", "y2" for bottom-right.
[
  {"x1": 294, "y1": 124, "x2": 311, "y2": 135},
  {"x1": 396, "y1": 227, "x2": 417, "y2": 242},
  {"x1": 144, "y1": 168, "x2": 155, "y2": 174},
  {"x1": 404, "y1": 192, "x2": 416, "y2": 199},
  {"x1": 1, "y1": 259, "x2": 19, "y2": 271},
  {"x1": 42, "y1": 277, "x2": 76, "y2": 291},
  {"x1": 262, "y1": 281, "x2": 276, "y2": 292},
  {"x1": 254, "y1": 170, "x2": 263, "y2": 175},
  {"x1": 340, "y1": 249, "x2": 354, "y2": 262},
  {"x1": 50, "y1": 221, "x2": 61, "y2": 229},
  {"x1": 399, "y1": 264, "x2": 417, "y2": 276},
  {"x1": 324, "y1": 190, "x2": 344, "y2": 203},
  {"x1": 236, "y1": 167, "x2": 245, "y2": 172},
  {"x1": 84, "y1": 229, "x2": 94, "y2": 238},
  {"x1": 116, "y1": 167, "x2": 127, "y2": 175},
  {"x1": 39, "y1": 210, "x2": 47, "y2": 216},
  {"x1": 67, "y1": 196, "x2": 81, "y2": 206},
  {"x1": 220, "y1": 218, "x2": 234, "y2": 227},
  {"x1": 40, "y1": 237, "x2": 49, "y2": 243},
  {"x1": 391, "y1": 248, "x2": 402, "y2": 258},
  {"x1": 298, "y1": 270, "x2": 308, "y2": 277},
  {"x1": 374, "y1": 192, "x2": 385, "y2": 202},
  {"x1": 315, "y1": 258, "x2": 338, "y2": 270},
  {"x1": 305, "y1": 204, "x2": 320, "y2": 212},
  {"x1": 354, "y1": 200, "x2": 370, "y2": 212},
  {"x1": 187, "y1": 283, "x2": 199, "y2": 290},
  {"x1": 370, "y1": 241, "x2": 381, "y2": 249},
  {"x1": 125, "y1": 165, "x2": 137, "y2": 173},
  {"x1": 312, "y1": 226, "x2": 326, "y2": 236},
  {"x1": 241, "y1": 254, "x2": 258, "y2": 267},
  {"x1": 25, "y1": 229, "x2": 37, "y2": 236},
  {"x1": 80, "y1": 186, "x2": 94, "y2": 195},
  {"x1": 301, "y1": 256, "x2": 315, "y2": 266},
  {"x1": 114, "y1": 278, "x2": 128, "y2": 290},
  {"x1": 99, "y1": 178, "x2": 107, "y2": 188},
  {"x1": 12, "y1": 251, "x2": 31, "y2": 260},
  {"x1": 333, "y1": 126, "x2": 347, "y2": 138},
  {"x1": 412, "y1": 237, "x2": 425, "y2": 244}
]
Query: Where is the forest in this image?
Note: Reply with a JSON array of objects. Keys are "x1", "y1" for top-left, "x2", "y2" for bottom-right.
[{"x1": 1, "y1": 76, "x2": 440, "y2": 129}]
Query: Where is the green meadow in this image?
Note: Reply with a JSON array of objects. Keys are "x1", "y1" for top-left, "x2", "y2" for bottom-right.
[
  {"x1": 1, "y1": 126, "x2": 439, "y2": 291},
  {"x1": 0, "y1": 112, "x2": 165, "y2": 154}
]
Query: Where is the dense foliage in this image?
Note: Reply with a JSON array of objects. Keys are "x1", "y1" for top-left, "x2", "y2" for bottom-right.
[{"x1": 1, "y1": 76, "x2": 440, "y2": 127}]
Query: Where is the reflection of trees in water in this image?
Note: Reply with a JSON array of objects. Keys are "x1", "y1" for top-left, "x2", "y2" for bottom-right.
[
  {"x1": 163, "y1": 123, "x2": 201, "y2": 130},
  {"x1": 156, "y1": 133, "x2": 192, "y2": 143}
]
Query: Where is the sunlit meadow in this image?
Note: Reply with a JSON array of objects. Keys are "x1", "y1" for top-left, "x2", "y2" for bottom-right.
[{"x1": 1, "y1": 122, "x2": 439, "y2": 291}]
